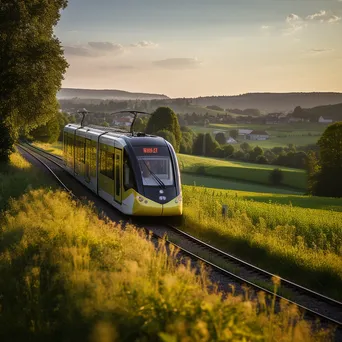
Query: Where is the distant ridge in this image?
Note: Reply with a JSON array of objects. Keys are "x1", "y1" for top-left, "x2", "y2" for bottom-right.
[
  {"x1": 190, "y1": 92, "x2": 342, "y2": 112},
  {"x1": 57, "y1": 88, "x2": 170, "y2": 100}
]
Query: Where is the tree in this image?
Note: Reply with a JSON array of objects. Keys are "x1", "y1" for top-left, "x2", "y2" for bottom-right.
[
  {"x1": 269, "y1": 168, "x2": 284, "y2": 186},
  {"x1": 146, "y1": 107, "x2": 181, "y2": 152},
  {"x1": 249, "y1": 146, "x2": 263, "y2": 162},
  {"x1": 156, "y1": 130, "x2": 177, "y2": 150},
  {"x1": 240, "y1": 142, "x2": 251, "y2": 153},
  {"x1": 180, "y1": 132, "x2": 194, "y2": 155},
  {"x1": 223, "y1": 144, "x2": 234, "y2": 158},
  {"x1": 229, "y1": 129, "x2": 238, "y2": 140},
  {"x1": 192, "y1": 133, "x2": 219, "y2": 157},
  {"x1": 256, "y1": 155, "x2": 268, "y2": 164},
  {"x1": 310, "y1": 122, "x2": 342, "y2": 197},
  {"x1": 0, "y1": 121, "x2": 15, "y2": 163},
  {"x1": 215, "y1": 132, "x2": 226, "y2": 145},
  {"x1": 30, "y1": 112, "x2": 61, "y2": 143},
  {"x1": 0, "y1": 0, "x2": 69, "y2": 159},
  {"x1": 134, "y1": 117, "x2": 148, "y2": 132}
]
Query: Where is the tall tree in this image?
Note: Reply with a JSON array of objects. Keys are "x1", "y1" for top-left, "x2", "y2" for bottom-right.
[
  {"x1": 0, "y1": 0, "x2": 69, "y2": 157},
  {"x1": 310, "y1": 122, "x2": 342, "y2": 197},
  {"x1": 146, "y1": 107, "x2": 181, "y2": 152}
]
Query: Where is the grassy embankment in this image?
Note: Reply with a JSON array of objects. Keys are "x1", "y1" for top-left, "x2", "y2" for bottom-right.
[
  {"x1": 181, "y1": 185, "x2": 342, "y2": 300},
  {"x1": 178, "y1": 154, "x2": 307, "y2": 191},
  {"x1": 0, "y1": 152, "x2": 334, "y2": 341},
  {"x1": 31, "y1": 141, "x2": 64, "y2": 157}
]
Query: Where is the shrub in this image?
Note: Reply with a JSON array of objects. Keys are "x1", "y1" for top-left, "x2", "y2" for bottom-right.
[{"x1": 269, "y1": 168, "x2": 284, "y2": 186}]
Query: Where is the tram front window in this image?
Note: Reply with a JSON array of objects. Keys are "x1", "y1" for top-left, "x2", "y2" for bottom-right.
[{"x1": 138, "y1": 157, "x2": 174, "y2": 186}]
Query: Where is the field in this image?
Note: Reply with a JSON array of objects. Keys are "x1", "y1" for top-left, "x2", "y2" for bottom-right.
[
  {"x1": 178, "y1": 154, "x2": 307, "y2": 191},
  {"x1": 190, "y1": 122, "x2": 326, "y2": 148},
  {"x1": 181, "y1": 185, "x2": 342, "y2": 300},
  {"x1": 181, "y1": 173, "x2": 302, "y2": 195},
  {"x1": 0, "y1": 153, "x2": 332, "y2": 341}
]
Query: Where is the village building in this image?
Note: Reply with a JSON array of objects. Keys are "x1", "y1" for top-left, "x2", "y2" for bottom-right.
[
  {"x1": 246, "y1": 130, "x2": 269, "y2": 141},
  {"x1": 318, "y1": 116, "x2": 333, "y2": 124}
]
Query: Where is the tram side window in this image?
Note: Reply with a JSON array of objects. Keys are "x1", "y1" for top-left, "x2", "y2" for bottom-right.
[
  {"x1": 76, "y1": 139, "x2": 85, "y2": 164},
  {"x1": 123, "y1": 153, "x2": 136, "y2": 191},
  {"x1": 100, "y1": 150, "x2": 114, "y2": 179}
]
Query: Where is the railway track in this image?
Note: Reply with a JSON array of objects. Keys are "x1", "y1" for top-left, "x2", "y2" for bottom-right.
[{"x1": 17, "y1": 142, "x2": 342, "y2": 333}]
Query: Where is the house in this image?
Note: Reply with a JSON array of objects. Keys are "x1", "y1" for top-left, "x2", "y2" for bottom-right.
[
  {"x1": 113, "y1": 117, "x2": 133, "y2": 127},
  {"x1": 318, "y1": 116, "x2": 333, "y2": 124},
  {"x1": 246, "y1": 130, "x2": 269, "y2": 141},
  {"x1": 238, "y1": 129, "x2": 253, "y2": 140},
  {"x1": 226, "y1": 137, "x2": 237, "y2": 144},
  {"x1": 288, "y1": 117, "x2": 304, "y2": 123}
]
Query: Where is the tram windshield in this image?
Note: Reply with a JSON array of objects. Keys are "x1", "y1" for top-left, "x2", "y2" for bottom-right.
[{"x1": 137, "y1": 156, "x2": 174, "y2": 186}]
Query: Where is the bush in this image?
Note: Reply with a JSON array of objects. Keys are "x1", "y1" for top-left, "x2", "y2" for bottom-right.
[
  {"x1": 256, "y1": 155, "x2": 268, "y2": 164},
  {"x1": 157, "y1": 130, "x2": 177, "y2": 150},
  {"x1": 269, "y1": 168, "x2": 284, "y2": 186}
]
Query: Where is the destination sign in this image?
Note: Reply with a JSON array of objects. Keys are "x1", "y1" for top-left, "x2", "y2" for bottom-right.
[{"x1": 143, "y1": 147, "x2": 159, "y2": 154}]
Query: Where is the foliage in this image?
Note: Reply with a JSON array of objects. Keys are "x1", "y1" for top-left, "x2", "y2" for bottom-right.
[
  {"x1": 0, "y1": 121, "x2": 15, "y2": 163},
  {"x1": 214, "y1": 132, "x2": 226, "y2": 145},
  {"x1": 182, "y1": 185, "x2": 342, "y2": 300},
  {"x1": 29, "y1": 111, "x2": 61, "y2": 143},
  {"x1": 309, "y1": 122, "x2": 342, "y2": 197},
  {"x1": 229, "y1": 129, "x2": 239, "y2": 139},
  {"x1": 180, "y1": 132, "x2": 194, "y2": 154},
  {"x1": 146, "y1": 107, "x2": 181, "y2": 152},
  {"x1": 0, "y1": 0, "x2": 69, "y2": 157},
  {"x1": 0, "y1": 189, "x2": 332, "y2": 341},
  {"x1": 157, "y1": 130, "x2": 177, "y2": 150},
  {"x1": 240, "y1": 142, "x2": 251, "y2": 152},
  {"x1": 192, "y1": 133, "x2": 219, "y2": 157},
  {"x1": 269, "y1": 168, "x2": 284, "y2": 186},
  {"x1": 134, "y1": 116, "x2": 148, "y2": 132}
]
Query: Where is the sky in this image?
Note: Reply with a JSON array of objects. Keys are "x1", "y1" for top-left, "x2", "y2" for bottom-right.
[{"x1": 55, "y1": 0, "x2": 342, "y2": 98}]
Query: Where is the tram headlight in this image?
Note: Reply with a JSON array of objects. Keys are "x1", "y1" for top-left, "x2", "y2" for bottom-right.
[
  {"x1": 137, "y1": 196, "x2": 144, "y2": 202},
  {"x1": 175, "y1": 195, "x2": 182, "y2": 204}
]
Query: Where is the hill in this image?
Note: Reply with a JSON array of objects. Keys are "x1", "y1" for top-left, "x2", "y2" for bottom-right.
[
  {"x1": 291, "y1": 102, "x2": 342, "y2": 122},
  {"x1": 191, "y1": 93, "x2": 342, "y2": 113},
  {"x1": 57, "y1": 88, "x2": 169, "y2": 100}
]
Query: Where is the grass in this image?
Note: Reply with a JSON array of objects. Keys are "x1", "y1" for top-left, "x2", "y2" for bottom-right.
[
  {"x1": 181, "y1": 185, "x2": 342, "y2": 300},
  {"x1": 0, "y1": 169, "x2": 334, "y2": 341},
  {"x1": 181, "y1": 173, "x2": 302, "y2": 195},
  {"x1": 0, "y1": 150, "x2": 57, "y2": 210},
  {"x1": 178, "y1": 154, "x2": 307, "y2": 191},
  {"x1": 31, "y1": 141, "x2": 64, "y2": 157}
]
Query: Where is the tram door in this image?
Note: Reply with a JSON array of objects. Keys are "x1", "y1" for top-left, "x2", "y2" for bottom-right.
[
  {"x1": 85, "y1": 139, "x2": 92, "y2": 183},
  {"x1": 114, "y1": 148, "x2": 122, "y2": 204}
]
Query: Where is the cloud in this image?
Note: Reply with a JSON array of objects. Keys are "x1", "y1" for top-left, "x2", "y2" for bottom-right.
[
  {"x1": 130, "y1": 41, "x2": 158, "y2": 48},
  {"x1": 284, "y1": 14, "x2": 306, "y2": 35},
  {"x1": 63, "y1": 46, "x2": 95, "y2": 57},
  {"x1": 261, "y1": 25, "x2": 270, "y2": 30},
  {"x1": 306, "y1": 10, "x2": 341, "y2": 23},
  {"x1": 152, "y1": 58, "x2": 202, "y2": 70},
  {"x1": 88, "y1": 42, "x2": 124, "y2": 54},
  {"x1": 308, "y1": 48, "x2": 334, "y2": 54}
]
